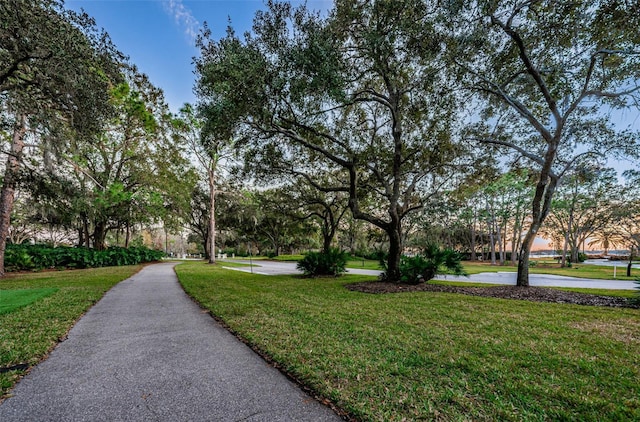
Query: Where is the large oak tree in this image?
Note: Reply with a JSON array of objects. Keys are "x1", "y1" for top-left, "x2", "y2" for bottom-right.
[
  {"x1": 196, "y1": 0, "x2": 468, "y2": 281},
  {"x1": 448, "y1": 0, "x2": 640, "y2": 285}
]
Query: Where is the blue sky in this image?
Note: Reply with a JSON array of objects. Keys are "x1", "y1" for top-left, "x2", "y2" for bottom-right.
[
  {"x1": 66, "y1": 0, "x2": 329, "y2": 112},
  {"x1": 65, "y1": 1, "x2": 636, "y2": 174}
]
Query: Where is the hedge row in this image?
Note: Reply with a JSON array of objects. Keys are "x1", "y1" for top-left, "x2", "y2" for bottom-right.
[{"x1": 5, "y1": 244, "x2": 165, "y2": 272}]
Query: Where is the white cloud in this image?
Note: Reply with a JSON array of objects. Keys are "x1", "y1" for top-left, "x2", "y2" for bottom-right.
[{"x1": 162, "y1": 0, "x2": 200, "y2": 44}]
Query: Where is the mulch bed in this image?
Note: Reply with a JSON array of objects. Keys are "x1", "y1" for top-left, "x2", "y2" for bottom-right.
[{"x1": 346, "y1": 282, "x2": 640, "y2": 308}]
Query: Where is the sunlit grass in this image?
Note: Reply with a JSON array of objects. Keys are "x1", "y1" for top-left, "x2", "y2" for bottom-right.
[
  {"x1": 0, "y1": 265, "x2": 142, "y2": 398},
  {"x1": 0, "y1": 288, "x2": 58, "y2": 315},
  {"x1": 176, "y1": 261, "x2": 640, "y2": 421}
]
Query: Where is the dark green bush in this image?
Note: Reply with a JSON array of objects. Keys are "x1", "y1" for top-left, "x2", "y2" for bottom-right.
[
  {"x1": 297, "y1": 248, "x2": 348, "y2": 277},
  {"x1": 386, "y1": 245, "x2": 466, "y2": 284},
  {"x1": 4, "y1": 244, "x2": 164, "y2": 272},
  {"x1": 4, "y1": 247, "x2": 36, "y2": 271}
]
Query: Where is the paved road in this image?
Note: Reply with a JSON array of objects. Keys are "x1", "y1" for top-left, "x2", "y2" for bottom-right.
[
  {"x1": 0, "y1": 262, "x2": 341, "y2": 422},
  {"x1": 223, "y1": 260, "x2": 637, "y2": 290},
  {"x1": 436, "y1": 272, "x2": 637, "y2": 290}
]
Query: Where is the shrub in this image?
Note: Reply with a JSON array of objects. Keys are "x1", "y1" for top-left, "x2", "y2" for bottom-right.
[
  {"x1": 297, "y1": 248, "x2": 348, "y2": 277},
  {"x1": 385, "y1": 244, "x2": 466, "y2": 284},
  {"x1": 4, "y1": 247, "x2": 36, "y2": 271},
  {"x1": 4, "y1": 244, "x2": 164, "y2": 272}
]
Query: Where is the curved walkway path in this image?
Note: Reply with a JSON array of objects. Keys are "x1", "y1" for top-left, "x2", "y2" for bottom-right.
[
  {"x1": 0, "y1": 262, "x2": 341, "y2": 422},
  {"x1": 224, "y1": 260, "x2": 637, "y2": 290}
]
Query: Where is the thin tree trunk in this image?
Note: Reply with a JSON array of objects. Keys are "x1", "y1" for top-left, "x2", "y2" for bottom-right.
[
  {"x1": 495, "y1": 215, "x2": 503, "y2": 265},
  {"x1": 83, "y1": 216, "x2": 90, "y2": 248},
  {"x1": 125, "y1": 221, "x2": 130, "y2": 248},
  {"x1": 501, "y1": 220, "x2": 507, "y2": 265},
  {"x1": 208, "y1": 167, "x2": 216, "y2": 264},
  {"x1": 510, "y1": 205, "x2": 522, "y2": 266},
  {"x1": 561, "y1": 226, "x2": 569, "y2": 267},
  {"x1": 0, "y1": 115, "x2": 27, "y2": 276},
  {"x1": 470, "y1": 214, "x2": 477, "y2": 261},
  {"x1": 164, "y1": 226, "x2": 169, "y2": 255},
  {"x1": 487, "y1": 201, "x2": 496, "y2": 265}
]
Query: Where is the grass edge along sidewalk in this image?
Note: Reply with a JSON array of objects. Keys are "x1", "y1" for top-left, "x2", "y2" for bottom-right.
[
  {"x1": 176, "y1": 260, "x2": 640, "y2": 422},
  {"x1": 0, "y1": 265, "x2": 143, "y2": 399}
]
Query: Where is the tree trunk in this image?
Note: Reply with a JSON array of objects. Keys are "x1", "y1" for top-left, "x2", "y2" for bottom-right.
[
  {"x1": 488, "y1": 206, "x2": 497, "y2": 266},
  {"x1": 561, "y1": 227, "x2": 569, "y2": 267},
  {"x1": 494, "y1": 216, "x2": 503, "y2": 265},
  {"x1": 470, "y1": 215, "x2": 477, "y2": 261},
  {"x1": 0, "y1": 115, "x2": 27, "y2": 276},
  {"x1": 322, "y1": 230, "x2": 332, "y2": 254},
  {"x1": 516, "y1": 227, "x2": 539, "y2": 287},
  {"x1": 203, "y1": 231, "x2": 209, "y2": 259},
  {"x1": 93, "y1": 220, "x2": 108, "y2": 251},
  {"x1": 83, "y1": 217, "x2": 90, "y2": 248},
  {"x1": 386, "y1": 225, "x2": 403, "y2": 282},
  {"x1": 208, "y1": 168, "x2": 216, "y2": 264},
  {"x1": 571, "y1": 247, "x2": 579, "y2": 264},
  {"x1": 124, "y1": 221, "x2": 130, "y2": 248},
  {"x1": 164, "y1": 226, "x2": 169, "y2": 254},
  {"x1": 501, "y1": 220, "x2": 507, "y2": 265},
  {"x1": 510, "y1": 205, "x2": 522, "y2": 266},
  {"x1": 78, "y1": 225, "x2": 84, "y2": 247}
]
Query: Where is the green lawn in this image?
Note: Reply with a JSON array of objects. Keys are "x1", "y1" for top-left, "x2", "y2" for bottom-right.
[
  {"x1": 176, "y1": 261, "x2": 640, "y2": 421},
  {"x1": 0, "y1": 288, "x2": 58, "y2": 315},
  {"x1": 0, "y1": 265, "x2": 142, "y2": 397}
]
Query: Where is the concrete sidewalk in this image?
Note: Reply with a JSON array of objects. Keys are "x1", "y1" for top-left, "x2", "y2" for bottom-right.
[
  {"x1": 223, "y1": 260, "x2": 637, "y2": 290},
  {"x1": 0, "y1": 262, "x2": 341, "y2": 421}
]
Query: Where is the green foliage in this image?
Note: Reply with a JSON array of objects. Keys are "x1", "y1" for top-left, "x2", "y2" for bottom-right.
[
  {"x1": 395, "y1": 245, "x2": 466, "y2": 285},
  {"x1": 4, "y1": 244, "x2": 164, "y2": 272},
  {"x1": 4, "y1": 247, "x2": 36, "y2": 271},
  {"x1": 296, "y1": 248, "x2": 348, "y2": 277}
]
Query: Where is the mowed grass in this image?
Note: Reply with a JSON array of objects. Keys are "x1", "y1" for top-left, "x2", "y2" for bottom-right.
[
  {"x1": 0, "y1": 265, "x2": 143, "y2": 397},
  {"x1": 0, "y1": 288, "x2": 58, "y2": 315},
  {"x1": 176, "y1": 261, "x2": 640, "y2": 421}
]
